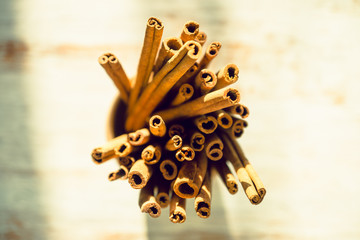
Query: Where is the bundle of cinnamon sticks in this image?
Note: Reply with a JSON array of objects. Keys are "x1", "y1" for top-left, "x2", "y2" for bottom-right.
[{"x1": 92, "y1": 17, "x2": 266, "y2": 223}]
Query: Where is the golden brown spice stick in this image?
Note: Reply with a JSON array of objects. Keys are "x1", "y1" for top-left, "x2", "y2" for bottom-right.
[
  {"x1": 212, "y1": 110, "x2": 233, "y2": 129},
  {"x1": 126, "y1": 40, "x2": 202, "y2": 131},
  {"x1": 195, "y1": 31, "x2": 207, "y2": 46},
  {"x1": 159, "y1": 159, "x2": 178, "y2": 180},
  {"x1": 193, "y1": 115, "x2": 218, "y2": 134},
  {"x1": 113, "y1": 140, "x2": 133, "y2": 158},
  {"x1": 173, "y1": 150, "x2": 208, "y2": 198},
  {"x1": 180, "y1": 20, "x2": 200, "y2": 43},
  {"x1": 128, "y1": 128, "x2": 151, "y2": 146},
  {"x1": 154, "y1": 87, "x2": 240, "y2": 123},
  {"x1": 119, "y1": 156, "x2": 135, "y2": 169},
  {"x1": 224, "y1": 103, "x2": 243, "y2": 116},
  {"x1": 108, "y1": 54, "x2": 131, "y2": 92},
  {"x1": 139, "y1": 180, "x2": 161, "y2": 218},
  {"x1": 165, "y1": 135, "x2": 183, "y2": 151},
  {"x1": 156, "y1": 181, "x2": 170, "y2": 208},
  {"x1": 211, "y1": 161, "x2": 238, "y2": 194},
  {"x1": 171, "y1": 62, "x2": 199, "y2": 93},
  {"x1": 194, "y1": 169, "x2": 212, "y2": 218},
  {"x1": 128, "y1": 159, "x2": 153, "y2": 189},
  {"x1": 149, "y1": 115, "x2": 167, "y2": 137},
  {"x1": 128, "y1": 17, "x2": 164, "y2": 113},
  {"x1": 175, "y1": 145, "x2": 195, "y2": 162},
  {"x1": 169, "y1": 193, "x2": 186, "y2": 223},
  {"x1": 194, "y1": 69, "x2": 217, "y2": 95},
  {"x1": 224, "y1": 133, "x2": 266, "y2": 200},
  {"x1": 240, "y1": 104, "x2": 250, "y2": 119},
  {"x1": 168, "y1": 124, "x2": 185, "y2": 138},
  {"x1": 198, "y1": 42, "x2": 221, "y2": 70},
  {"x1": 213, "y1": 63, "x2": 239, "y2": 91},
  {"x1": 141, "y1": 144, "x2": 162, "y2": 165},
  {"x1": 108, "y1": 165, "x2": 129, "y2": 181},
  {"x1": 169, "y1": 83, "x2": 194, "y2": 107},
  {"x1": 224, "y1": 117, "x2": 248, "y2": 138},
  {"x1": 204, "y1": 133, "x2": 224, "y2": 161},
  {"x1": 98, "y1": 53, "x2": 129, "y2": 103},
  {"x1": 153, "y1": 37, "x2": 183, "y2": 74},
  {"x1": 189, "y1": 130, "x2": 205, "y2": 152},
  {"x1": 219, "y1": 133, "x2": 261, "y2": 204},
  {"x1": 91, "y1": 134, "x2": 128, "y2": 164}
]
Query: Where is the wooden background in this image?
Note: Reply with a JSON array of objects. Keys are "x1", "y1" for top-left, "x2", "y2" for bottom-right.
[{"x1": 1, "y1": 0, "x2": 360, "y2": 239}]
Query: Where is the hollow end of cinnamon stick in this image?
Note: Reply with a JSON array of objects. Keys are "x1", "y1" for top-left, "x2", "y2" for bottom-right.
[
  {"x1": 169, "y1": 194, "x2": 186, "y2": 223},
  {"x1": 215, "y1": 111, "x2": 233, "y2": 129},
  {"x1": 156, "y1": 192, "x2": 170, "y2": 208},
  {"x1": 141, "y1": 145, "x2": 162, "y2": 165},
  {"x1": 149, "y1": 115, "x2": 167, "y2": 137},
  {"x1": 180, "y1": 21, "x2": 200, "y2": 43},
  {"x1": 168, "y1": 124, "x2": 185, "y2": 138},
  {"x1": 108, "y1": 166, "x2": 129, "y2": 181},
  {"x1": 194, "y1": 115, "x2": 218, "y2": 134},
  {"x1": 114, "y1": 142, "x2": 132, "y2": 157},
  {"x1": 190, "y1": 131, "x2": 205, "y2": 152},
  {"x1": 196, "y1": 202, "x2": 211, "y2": 218},
  {"x1": 128, "y1": 160, "x2": 152, "y2": 189},
  {"x1": 240, "y1": 104, "x2": 250, "y2": 119},
  {"x1": 175, "y1": 146, "x2": 195, "y2": 162},
  {"x1": 119, "y1": 156, "x2": 136, "y2": 169},
  {"x1": 224, "y1": 88, "x2": 241, "y2": 103},
  {"x1": 160, "y1": 159, "x2": 178, "y2": 180},
  {"x1": 128, "y1": 128, "x2": 150, "y2": 146},
  {"x1": 165, "y1": 135, "x2": 183, "y2": 151},
  {"x1": 91, "y1": 149, "x2": 105, "y2": 164},
  {"x1": 195, "y1": 31, "x2": 207, "y2": 46}
]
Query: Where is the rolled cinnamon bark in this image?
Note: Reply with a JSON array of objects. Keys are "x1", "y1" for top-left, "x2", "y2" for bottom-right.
[
  {"x1": 189, "y1": 130, "x2": 205, "y2": 152},
  {"x1": 225, "y1": 134, "x2": 266, "y2": 200},
  {"x1": 219, "y1": 133, "x2": 261, "y2": 204},
  {"x1": 198, "y1": 42, "x2": 221, "y2": 70},
  {"x1": 149, "y1": 115, "x2": 167, "y2": 137},
  {"x1": 204, "y1": 133, "x2": 223, "y2": 161},
  {"x1": 180, "y1": 21, "x2": 200, "y2": 43},
  {"x1": 153, "y1": 37, "x2": 183, "y2": 74},
  {"x1": 128, "y1": 128, "x2": 151, "y2": 146},
  {"x1": 224, "y1": 117, "x2": 248, "y2": 138},
  {"x1": 195, "y1": 31, "x2": 207, "y2": 46},
  {"x1": 156, "y1": 181, "x2": 170, "y2": 208},
  {"x1": 212, "y1": 110, "x2": 233, "y2": 129},
  {"x1": 212, "y1": 161, "x2": 238, "y2": 194},
  {"x1": 168, "y1": 124, "x2": 185, "y2": 138},
  {"x1": 194, "y1": 69, "x2": 217, "y2": 95},
  {"x1": 128, "y1": 159, "x2": 153, "y2": 189},
  {"x1": 175, "y1": 145, "x2": 195, "y2": 162},
  {"x1": 139, "y1": 180, "x2": 161, "y2": 218},
  {"x1": 141, "y1": 144, "x2": 162, "y2": 165},
  {"x1": 165, "y1": 135, "x2": 183, "y2": 151},
  {"x1": 224, "y1": 103, "x2": 243, "y2": 116},
  {"x1": 169, "y1": 193, "x2": 186, "y2": 223},
  {"x1": 113, "y1": 140, "x2": 133, "y2": 158},
  {"x1": 98, "y1": 53, "x2": 129, "y2": 103},
  {"x1": 119, "y1": 156, "x2": 136, "y2": 169},
  {"x1": 194, "y1": 169, "x2": 211, "y2": 218},
  {"x1": 126, "y1": 40, "x2": 202, "y2": 131},
  {"x1": 169, "y1": 83, "x2": 194, "y2": 106},
  {"x1": 160, "y1": 159, "x2": 178, "y2": 180},
  {"x1": 240, "y1": 104, "x2": 250, "y2": 119},
  {"x1": 108, "y1": 165, "x2": 129, "y2": 181},
  {"x1": 91, "y1": 134, "x2": 128, "y2": 164},
  {"x1": 173, "y1": 150, "x2": 207, "y2": 198},
  {"x1": 128, "y1": 17, "x2": 164, "y2": 113},
  {"x1": 213, "y1": 64, "x2": 239, "y2": 91},
  {"x1": 171, "y1": 62, "x2": 199, "y2": 93},
  {"x1": 193, "y1": 115, "x2": 218, "y2": 134},
  {"x1": 154, "y1": 87, "x2": 240, "y2": 123}
]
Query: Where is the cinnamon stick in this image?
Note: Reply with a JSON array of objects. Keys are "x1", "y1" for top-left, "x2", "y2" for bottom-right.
[
  {"x1": 175, "y1": 145, "x2": 195, "y2": 162},
  {"x1": 219, "y1": 133, "x2": 261, "y2": 204},
  {"x1": 169, "y1": 83, "x2": 194, "y2": 107},
  {"x1": 224, "y1": 117, "x2": 248, "y2": 138},
  {"x1": 193, "y1": 115, "x2": 218, "y2": 134},
  {"x1": 189, "y1": 130, "x2": 205, "y2": 152},
  {"x1": 128, "y1": 128, "x2": 151, "y2": 146},
  {"x1": 126, "y1": 40, "x2": 202, "y2": 131},
  {"x1": 212, "y1": 161, "x2": 238, "y2": 194},
  {"x1": 194, "y1": 169, "x2": 211, "y2": 218},
  {"x1": 224, "y1": 103, "x2": 243, "y2": 116},
  {"x1": 198, "y1": 42, "x2": 221, "y2": 70},
  {"x1": 128, "y1": 17, "x2": 164, "y2": 113},
  {"x1": 212, "y1": 110, "x2": 233, "y2": 129},
  {"x1": 113, "y1": 140, "x2": 133, "y2": 158},
  {"x1": 204, "y1": 133, "x2": 223, "y2": 161},
  {"x1": 149, "y1": 115, "x2": 167, "y2": 137},
  {"x1": 168, "y1": 124, "x2": 185, "y2": 138},
  {"x1": 165, "y1": 135, "x2": 183, "y2": 151},
  {"x1": 156, "y1": 181, "x2": 170, "y2": 208},
  {"x1": 141, "y1": 144, "x2": 162, "y2": 165},
  {"x1": 194, "y1": 69, "x2": 217, "y2": 95},
  {"x1": 213, "y1": 63, "x2": 239, "y2": 91},
  {"x1": 173, "y1": 150, "x2": 207, "y2": 198},
  {"x1": 108, "y1": 165, "x2": 129, "y2": 181},
  {"x1": 153, "y1": 37, "x2": 183, "y2": 74},
  {"x1": 98, "y1": 53, "x2": 129, "y2": 103},
  {"x1": 91, "y1": 134, "x2": 128, "y2": 164},
  {"x1": 154, "y1": 87, "x2": 240, "y2": 123},
  {"x1": 180, "y1": 21, "x2": 200, "y2": 43},
  {"x1": 128, "y1": 159, "x2": 153, "y2": 189},
  {"x1": 169, "y1": 193, "x2": 186, "y2": 223},
  {"x1": 159, "y1": 159, "x2": 178, "y2": 180},
  {"x1": 139, "y1": 180, "x2": 161, "y2": 218},
  {"x1": 119, "y1": 156, "x2": 135, "y2": 169},
  {"x1": 171, "y1": 62, "x2": 199, "y2": 93},
  {"x1": 240, "y1": 104, "x2": 250, "y2": 119},
  {"x1": 195, "y1": 31, "x2": 207, "y2": 46}
]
